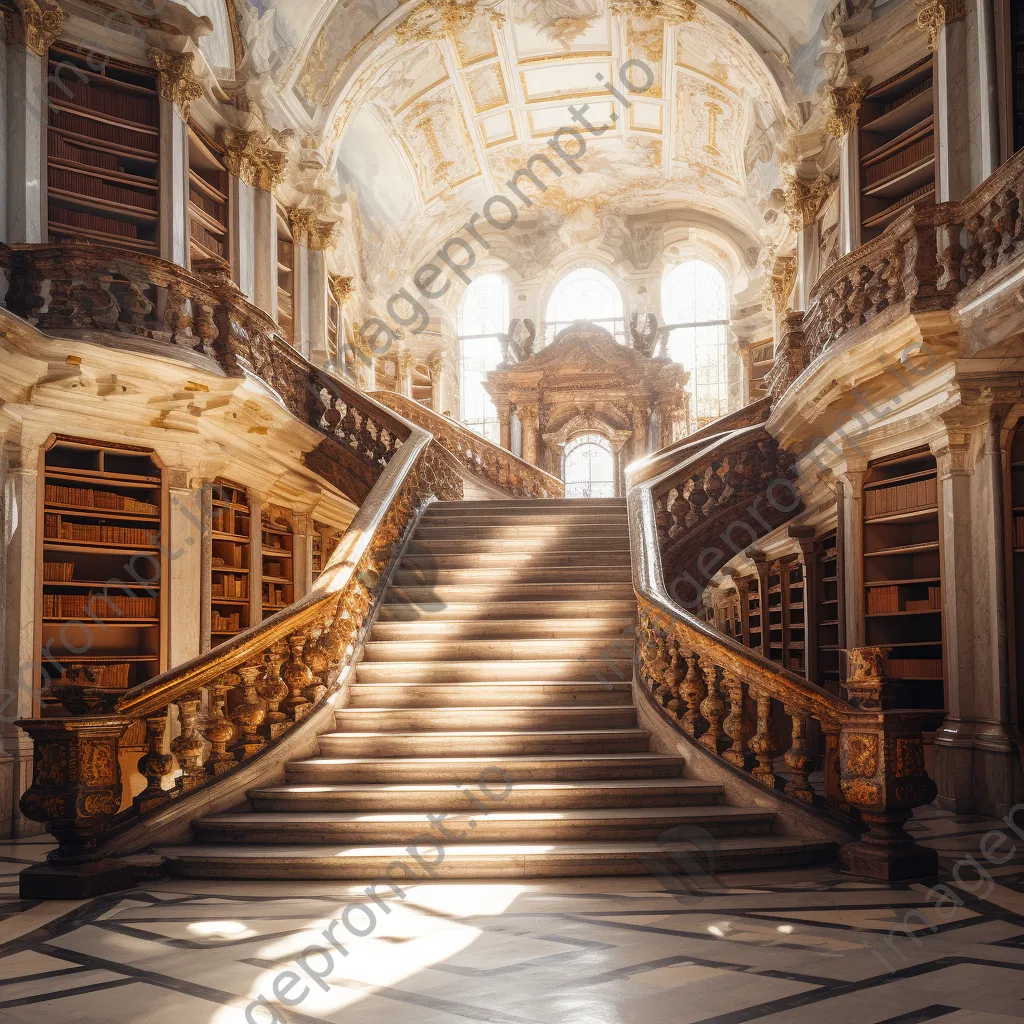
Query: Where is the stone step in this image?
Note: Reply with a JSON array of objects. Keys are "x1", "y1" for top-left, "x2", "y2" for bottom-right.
[
  {"x1": 335, "y1": 705, "x2": 638, "y2": 732},
  {"x1": 362, "y1": 638, "x2": 633, "y2": 663},
  {"x1": 400, "y1": 552, "x2": 633, "y2": 570},
  {"x1": 156, "y1": 836, "x2": 837, "y2": 880},
  {"x1": 354, "y1": 659, "x2": 633, "y2": 683},
  {"x1": 285, "y1": 752, "x2": 686, "y2": 784},
  {"x1": 414, "y1": 522, "x2": 628, "y2": 538},
  {"x1": 369, "y1": 617, "x2": 635, "y2": 641},
  {"x1": 347, "y1": 681, "x2": 635, "y2": 708},
  {"x1": 247, "y1": 778, "x2": 721, "y2": 812},
  {"x1": 317, "y1": 728, "x2": 651, "y2": 758},
  {"x1": 385, "y1": 583, "x2": 636, "y2": 604},
  {"x1": 392, "y1": 568, "x2": 632, "y2": 587},
  {"x1": 191, "y1": 806, "x2": 776, "y2": 845},
  {"x1": 406, "y1": 537, "x2": 631, "y2": 555},
  {"x1": 427, "y1": 499, "x2": 626, "y2": 512},
  {"x1": 376, "y1": 599, "x2": 637, "y2": 622}
]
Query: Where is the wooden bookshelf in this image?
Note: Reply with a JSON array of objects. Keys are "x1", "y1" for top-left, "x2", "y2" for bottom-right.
[
  {"x1": 210, "y1": 479, "x2": 251, "y2": 645},
  {"x1": 1009, "y1": 429, "x2": 1024, "y2": 734},
  {"x1": 749, "y1": 341, "x2": 774, "y2": 398},
  {"x1": 261, "y1": 504, "x2": 295, "y2": 616},
  {"x1": 1011, "y1": 0, "x2": 1024, "y2": 152},
  {"x1": 862, "y1": 448, "x2": 944, "y2": 708},
  {"x1": 46, "y1": 45, "x2": 160, "y2": 253},
  {"x1": 40, "y1": 438, "x2": 165, "y2": 738},
  {"x1": 312, "y1": 521, "x2": 342, "y2": 584},
  {"x1": 815, "y1": 529, "x2": 842, "y2": 695},
  {"x1": 189, "y1": 128, "x2": 229, "y2": 265},
  {"x1": 859, "y1": 57, "x2": 935, "y2": 242},
  {"x1": 740, "y1": 573, "x2": 762, "y2": 652},
  {"x1": 277, "y1": 206, "x2": 295, "y2": 345}
]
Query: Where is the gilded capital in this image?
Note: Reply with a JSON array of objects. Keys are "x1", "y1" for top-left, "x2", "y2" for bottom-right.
[
  {"x1": 289, "y1": 208, "x2": 338, "y2": 252},
  {"x1": 150, "y1": 49, "x2": 204, "y2": 122},
  {"x1": 15, "y1": 0, "x2": 64, "y2": 56},
  {"x1": 223, "y1": 128, "x2": 287, "y2": 192},
  {"x1": 783, "y1": 171, "x2": 835, "y2": 230},
  {"x1": 915, "y1": 0, "x2": 966, "y2": 51},
  {"x1": 763, "y1": 255, "x2": 798, "y2": 314},
  {"x1": 823, "y1": 82, "x2": 865, "y2": 138},
  {"x1": 328, "y1": 274, "x2": 354, "y2": 305}
]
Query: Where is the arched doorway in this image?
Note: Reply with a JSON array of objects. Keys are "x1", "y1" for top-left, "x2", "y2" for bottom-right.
[{"x1": 563, "y1": 433, "x2": 615, "y2": 498}]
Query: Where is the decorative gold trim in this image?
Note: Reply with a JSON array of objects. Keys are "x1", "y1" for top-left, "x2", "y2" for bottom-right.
[
  {"x1": 783, "y1": 170, "x2": 835, "y2": 230},
  {"x1": 915, "y1": 0, "x2": 966, "y2": 51},
  {"x1": 149, "y1": 49, "x2": 204, "y2": 122},
  {"x1": 609, "y1": 0, "x2": 699, "y2": 24},
  {"x1": 823, "y1": 81, "x2": 865, "y2": 138},
  {"x1": 289, "y1": 208, "x2": 339, "y2": 252},
  {"x1": 14, "y1": 0, "x2": 64, "y2": 56},
  {"x1": 223, "y1": 128, "x2": 288, "y2": 192},
  {"x1": 396, "y1": 0, "x2": 505, "y2": 44}
]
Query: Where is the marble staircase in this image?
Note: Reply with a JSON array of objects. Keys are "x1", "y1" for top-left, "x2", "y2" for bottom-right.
[{"x1": 159, "y1": 499, "x2": 836, "y2": 879}]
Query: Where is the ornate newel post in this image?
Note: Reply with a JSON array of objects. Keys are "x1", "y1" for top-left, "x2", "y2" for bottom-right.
[
  {"x1": 838, "y1": 647, "x2": 939, "y2": 880},
  {"x1": 16, "y1": 715, "x2": 134, "y2": 898}
]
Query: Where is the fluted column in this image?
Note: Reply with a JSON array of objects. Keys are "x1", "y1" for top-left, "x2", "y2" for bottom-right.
[
  {"x1": 518, "y1": 403, "x2": 540, "y2": 466},
  {"x1": 496, "y1": 397, "x2": 513, "y2": 451}
]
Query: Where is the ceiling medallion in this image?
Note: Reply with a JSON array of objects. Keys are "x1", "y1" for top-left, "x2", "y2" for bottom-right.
[
  {"x1": 395, "y1": 0, "x2": 505, "y2": 44},
  {"x1": 609, "y1": 0, "x2": 700, "y2": 24}
]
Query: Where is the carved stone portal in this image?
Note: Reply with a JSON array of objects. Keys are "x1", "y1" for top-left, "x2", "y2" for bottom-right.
[{"x1": 484, "y1": 321, "x2": 690, "y2": 494}]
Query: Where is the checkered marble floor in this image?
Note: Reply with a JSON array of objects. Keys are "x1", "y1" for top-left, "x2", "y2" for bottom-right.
[{"x1": 0, "y1": 806, "x2": 1022, "y2": 1023}]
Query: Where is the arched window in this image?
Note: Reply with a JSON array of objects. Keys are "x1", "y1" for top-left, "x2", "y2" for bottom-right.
[
  {"x1": 458, "y1": 274, "x2": 509, "y2": 441},
  {"x1": 563, "y1": 433, "x2": 616, "y2": 498},
  {"x1": 545, "y1": 267, "x2": 625, "y2": 345},
  {"x1": 662, "y1": 260, "x2": 730, "y2": 426}
]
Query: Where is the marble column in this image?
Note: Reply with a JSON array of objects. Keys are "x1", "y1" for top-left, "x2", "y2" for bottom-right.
[
  {"x1": 230, "y1": 177, "x2": 256, "y2": 301},
  {"x1": 158, "y1": 97, "x2": 189, "y2": 267},
  {"x1": 1, "y1": 442, "x2": 43, "y2": 836},
  {"x1": 198, "y1": 481, "x2": 213, "y2": 655},
  {"x1": 168, "y1": 473, "x2": 204, "y2": 666},
  {"x1": 253, "y1": 188, "x2": 278, "y2": 319},
  {"x1": 629, "y1": 401, "x2": 650, "y2": 462},
  {"x1": 293, "y1": 513, "x2": 313, "y2": 600},
  {"x1": 5, "y1": 42, "x2": 44, "y2": 244},
  {"x1": 519, "y1": 404, "x2": 540, "y2": 466},
  {"x1": 838, "y1": 456, "x2": 867, "y2": 649},
  {"x1": 796, "y1": 221, "x2": 820, "y2": 312},
  {"x1": 839, "y1": 132, "x2": 860, "y2": 257},
  {"x1": 291, "y1": 245, "x2": 312, "y2": 358},
  {"x1": 307, "y1": 251, "x2": 329, "y2": 369},
  {"x1": 496, "y1": 398, "x2": 513, "y2": 451}
]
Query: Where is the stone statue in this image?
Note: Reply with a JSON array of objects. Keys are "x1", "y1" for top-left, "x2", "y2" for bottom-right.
[
  {"x1": 502, "y1": 318, "x2": 536, "y2": 365},
  {"x1": 630, "y1": 312, "x2": 660, "y2": 358}
]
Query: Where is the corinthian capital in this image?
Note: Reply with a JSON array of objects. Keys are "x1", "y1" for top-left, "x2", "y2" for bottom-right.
[
  {"x1": 289, "y1": 208, "x2": 339, "y2": 252},
  {"x1": 823, "y1": 81, "x2": 866, "y2": 138},
  {"x1": 223, "y1": 128, "x2": 288, "y2": 192},
  {"x1": 15, "y1": 0, "x2": 64, "y2": 56},
  {"x1": 150, "y1": 49, "x2": 204, "y2": 122}
]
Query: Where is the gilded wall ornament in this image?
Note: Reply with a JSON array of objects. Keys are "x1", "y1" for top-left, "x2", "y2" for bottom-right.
[
  {"x1": 396, "y1": 0, "x2": 505, "y2": 44},
  {"x1": 223, "y1": 128, "x2": 287, "y2": 192},
  {"x1": 289, "y1": 208, "x2": 338, "y2": 252},
  {"x1": 609, "y1": 0, "x2": 700, "y2": 23},
  {"x1": 763, "y1": 255, "x2": 798, "y2": 313},
  {"x1": 329, "y1": 274, "x2": 354, "y2": 306},
  {"x1": 915, "y1": 0, "x2": 967, "y2": 51},
  {"x1": 149, "y1": 50, "x2": 204, "y2": 122},
  {"x1": 783, "y1": 171, "x2": 835, "y2": 230},
  {"x1": 14, "y1": 0, "x2": 63, "y2": 55},
  {"x1": 823, "y1": 81, "x2": 865, "y2": 138}
]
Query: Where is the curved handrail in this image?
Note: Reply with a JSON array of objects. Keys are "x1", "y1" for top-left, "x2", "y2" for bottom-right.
[
  {"x1": 626, "y1": 419, "x2": 941, "y2": 879},
  {"x1": 369, "y1": 390, "x2": 564, "y2": 498}
]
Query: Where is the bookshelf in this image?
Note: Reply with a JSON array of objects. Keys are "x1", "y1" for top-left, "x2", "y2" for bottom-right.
[
  {"x1": 1012, "y1": 0, "x2": 1024, "y2": 152},
  {"x1": 859, "y1": 57, "x2": 936, "y2": 242},
  {"x1": 46, "y1": 46, "x2": 160, "y2": 253},
  {"x1": 312, "y1": 521, "x2": 342, "y2": 584},
  {"x1": 862, "y1": 448, "x2": 944, "y2": 709},
  {"x1": 40, "y1": 439, "x2": 165, "y2": 738},
  {"x1": 739, "y1": 573, "x2": 763, "y2": 653},
  {"x1": 815, "y1": 529, "x2": 842, "y2": 695},
  {"x1": 210, "y1": 479, "x2": 251, "y2": 645},
  {"x1": 277, "y1": 206, "x2": 295, "y2": 345},
  {"x1": 785, "y1": 559, "x2": 806, "y2": 675},
  {"x1": 1009, "y1": 428, "x2": 1024, "y2": 730},
  {"x1": 261, "y1": 504, "x2": 295, "y2": 617},
  {"x1": 188, "y1": 128, "x2": 229, "y2": 264},
  {"x1": 749, "y1": 341, "x2": 774, "y2": 397}
]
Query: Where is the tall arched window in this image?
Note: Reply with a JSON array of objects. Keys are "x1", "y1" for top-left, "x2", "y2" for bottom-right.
[
  {"x1": 545, "y1": 267, "x2": 625, "y2": 345},
  {"x1": 662, "y1": 260, "x2": 730, "y2": 427},
  {"x1": 458, "y1": 274, "x2": 509, "y2": 442},
  {"x1": 563, "y1": 433, "x2": 616, "y2": 498}
]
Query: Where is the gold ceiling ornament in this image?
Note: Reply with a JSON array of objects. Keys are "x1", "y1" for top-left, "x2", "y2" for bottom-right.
[
  {"x1": 289, "y1": 208, "x2": 339, "y2": 252},
  {"x1": 395, "y1": 0, "x2": 505, "y2": 44},
  {"x1": 783, "y1": 170, "x2": 835, "y2": 230},
  {"x1": 329, "y1": 274, "x2": 355, "y2": 306},
  {"x1": 14, "y1": 0, "x2": 64, "y2": 56},
  {"x1": 823, "y1": 81, "x2": 866, "y2": 138},
  {"x1": 609, "y1": 0, "x2": 700, "y2": 24},
  {"x1": 915, "y1": 0, "x2": 966, "y2": 51},
  {"x1": 149, "y1": 50, "x2": 205, "y2": 122},
  {"x1": 222, "y1": 128, "x2": 288, "y2": 192}
]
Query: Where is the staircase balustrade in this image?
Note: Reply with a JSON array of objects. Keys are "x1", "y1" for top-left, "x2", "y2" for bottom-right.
[{"x1": 370, "y1": 390, "x2": 564, "y2": 499}]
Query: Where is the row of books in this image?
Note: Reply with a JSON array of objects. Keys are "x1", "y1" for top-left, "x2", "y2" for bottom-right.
[
  {"x1": 212, "y1": 514, "x2": 249, "y2": 537},
  {"x1": 190, "y1": 218, "x2": 225, "y2": 257},
  {"x1": 212, "y1": 577, "x2": 247, "y2": 599},
  {"x1": 212, "y1": 611, "x2": 242, "y2": 632},
  {"x1": 1013, "y1": 514, "x2": 1024, "y2": 549},
  {"x1": 868, "y1": 583, "x2": 941, "y2": 613},
  {"x1": 48, "y1": 77, "x2": 157, "y2": 127},
  {"x1": 263, "y1": 537, "x2": 291, "y2": 551},
  {"x1": 49, "y1": 166, "x2": 157, "y2": 212},
  {"x1": 865, "y1": 135, "x2": 934, "y2": 186},
  {"x1": 44, "y1": 515, "x2": 157, "y2": 545},
  {"x1": 905, "y1": 586, "x2": 942, "y2": 612},
  {"x1": 212, "y1": 552, "x2": 246, "y2": 569},
  {"x1": 45, "y1": 484, "x2": 158, "y2": 514},
  {"x1": 50, "y1": 204, "x2": 142, "y2": 239},
  {"x1": 50, "y1": 108, "x2": 159, "y2": 153},
  {"x1": 189, "y1": 188, "x2": 224, "y2": 221},
  {"x1": 48, "y1": 132, "x2": 122, "y2": 171},
  {"x1": 263, "y1": 583, "x2": 291, "y2": 607},
  {"x1": 43, "y1": 561, "x2": 75, "y2": 582},
  {"x1": 43, "y1": 593, "x2": 157, "y2": 617},
  {"x1": 55, "y1": 661, "x2": 132, "y2": 688},
  {"x1": 263, "y1": 561, "x2": 290, "y2": 579},
  {"x1": 864, "y1": 476, "x2": 937, "y2": 516},
  {"x1": 887, "y1": 657, "x2": 943, "y2": 679}
]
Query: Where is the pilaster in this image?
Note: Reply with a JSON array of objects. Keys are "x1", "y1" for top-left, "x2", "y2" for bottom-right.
[
  {"x1": 167, "y1": 472, "x2": 203, "y2": 667},
  {"x1": 306, "y1": 250, "x2": 329, "y2": 369},
  {"x1": 292, "y1": 512, "x2": 313, "y2": 600},
  {"x1": 253, "y1": 187, "x2": 278, "y2": 318},
  {"x1": 838, "y1": 456, "x2": 867, "y2": 649},
  {"x1": 5, "y1": 40, "x2": 44, "y2": 243},
  {"x1": 230, "y1": 176, "x2": 256, "y2": 301},
  {"x1": 158, "y1": 97, "x2": 189, "y2": 267},
  {"x1": 248, "y1": 488, "x2": 264, "y2": 626}
]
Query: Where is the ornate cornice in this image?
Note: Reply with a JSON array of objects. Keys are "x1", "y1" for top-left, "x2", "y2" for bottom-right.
[
  {"x1": 222, "y1": 129, "x2": 287, "y2": 192},
  {"x1": 915, "y1": 0, "x2": 966, "y2": 51},
  {"x1": 395, "y1": 0, "x2": 504, "y2": 44},
  {"x1": 823, "y1": 81, "x2": 866, "y2": 138},
  {"x1": 289, "y1": 208, "x2": 338, "y2": 252},
  {"x1": 608, "y1": 0, "x2": 699, "y2": 23},
  {"x1": 150, "y1": 50, "x2": 204, "y2": 122},
  {"x1": 14, "y1": 0, "x2": 64, "y2": 56},
  {"x1": 783, "y1": 171, "x2": 836, "y2": 230}
]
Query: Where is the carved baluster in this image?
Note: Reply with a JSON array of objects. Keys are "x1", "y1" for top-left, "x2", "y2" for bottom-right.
[
  {"x1": 164, "y1": 284, "x2": 194, "y2": 347},
  {"x1": 231, "y1": 663, "x2": 267, "y2": 759},
  {"x1": 281, "y1": 631, "x2": 314, "y2": 721},
  {"x1": 135, "y1": 714, "x2": 174, "y2": 812},
  {"x1": 203, "y1": 676, "x2": 236, "y2": 774},
  {"x1": 170, "y1": 692, "x2": 207, "y2": 792},
  {"x1": 193, "y1": 300, "x2": 218, "y2": 358},
  {"x1": 258, "y1": 643, "x2": 290, "y2": 740},
  {"x1": 721, "y1": 673, "x2": 748, "y2": 768},
  {"x1": 783, "y1": 708, "x2": 814, "y2": 802},
  {"x1": 679, "y1": 651, "x2": 705, "y2": 737},
  {"x1": 699, "y1": 666, "x2": 726, "y2": 752},
  {"x1": 748, "y1": 688, "x2": 777, "y2": 788},
  {"x1": 663, "y1": 636, "x2": 683, "y2": 719}
]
